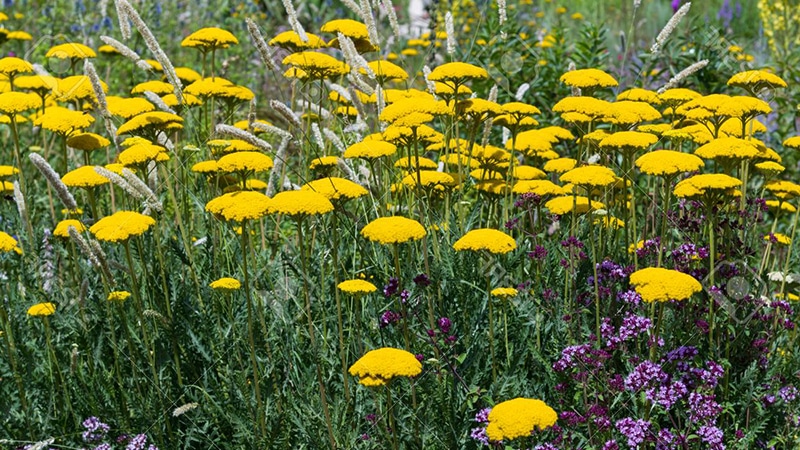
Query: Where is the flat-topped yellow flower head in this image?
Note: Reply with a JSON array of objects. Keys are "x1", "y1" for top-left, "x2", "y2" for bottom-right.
[
  {"x1": 673, "y1": 174, "x2": 741, "y2": 198},
  {"x1": 485, "y1": 398, "x2": 558, "y2": 442},
  {"x1": 90, "y1": 211, "x2": 156, "y2": 243},
  {"x1": 0, "y1": 91, "x2": 39, "y2": 115},
  {"x1": 46, "y1": 42, "x2": 96, "y2": 59},
  {"x1": 301, "y1": 177, "x2": 368, "y2": 201},
  {"x1": 560, "y1": 68, "x2": 617, "y2": 90},
  {"x1": 27, "y1": 302, "x2": 57, "y2": 317},
  {"x1": 348, "y1": 347, "x2": 422, "y2": 386},
  {"x1": 206, "y1": 191, "x2": 271, "y2": 222},
  {"x1": 453, "y1": 228, "x2": 516, "y2": 254},
  {"x1": 629, "y1": 267, "x2": 702, "y2": 302},
  {"x1": 560, "y1": 166, "x2": 616, "y2": 187},
  {"x1": 635, "y1": 150, "x2": 704, "y2": 177},
  {"x1": 0, "y1": 230, "x2": 23, "y2": 254},
  {"x1": 337, "y1": 279, "x2": 378, "y2": 294},
  {"x1": 181, "y1": 27, "x2": 238, "y2": 49},
  {"x1": 267, "y1": 190, "x2": 334, "y2": 217},
  {"x1": 269, "y1": 31, "x2": 326, "y2": 51},
  {"x1": 210, "y1": 277, "x2": 242, "y2": 291},
  {"x1": 361, "y1": 216, "x2": 426, "y2": 244}
]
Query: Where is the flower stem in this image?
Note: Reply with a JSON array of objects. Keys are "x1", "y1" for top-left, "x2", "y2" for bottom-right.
[{"x1": 241, "y1": 220, "x2": 266, "y2": 440}]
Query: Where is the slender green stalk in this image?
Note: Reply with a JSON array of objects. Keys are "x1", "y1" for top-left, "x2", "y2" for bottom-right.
[
  {"x1": 297, "y1": 219, "x2": 337, "y2": 449},
  {"x1": 241, "y1": 220, "x2": 266, "y2": 440}
]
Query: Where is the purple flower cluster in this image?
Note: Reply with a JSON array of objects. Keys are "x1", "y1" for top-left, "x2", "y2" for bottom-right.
[
  {"x1": 379, "y1": 310, "x2": 401, "y2": 328},
  {"x1": 528, "y1": 244, "x2": 548, "y2": 261},
  {"x1": 602, "y1": 314, "x2": 652, "y2": 349},
  {"x1": 615, "y1": 418, "x2": 651, "y2": 448},
  {"x1": 553, "y1": 344, "x2": 610, "y2": 372},
  {"x1": 470, "y1": 408, "x2": 492, "y2": 446},
  {"x1": 383, "y1": 277, "x2": 399, "y2": 297},
  {"x1": 82, "y1": 417, "x2": 110, "y2": 443},
  {"x1": 697, "y1": 425, "x2": 725, "y2": 450}
]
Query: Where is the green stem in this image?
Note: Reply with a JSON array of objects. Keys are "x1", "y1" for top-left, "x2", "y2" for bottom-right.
[{"x1": 241, "y1": 220, "x2": 266, "y2": 440}]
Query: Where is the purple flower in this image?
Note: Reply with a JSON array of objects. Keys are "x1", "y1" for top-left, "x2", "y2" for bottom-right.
[
  {"x1": 383, "y1": 277, "x2": 399, "y2": 297},
  {"x1": 438, "y1": 317, "x2": 452, "y2": 334},
  {"x1": 697, "y1": 425, "x2": 725, "y2": 450},
  {"x1": 470, "y1": 427, "x2": 490, "y2": 445},
  {"x1": 528, "y1": 245, "x2": 548, "y2": 260},
  {"x1": 779, "y1": 386, "x2": 798, "y2": 403},
  {"x1": 602, "y1": 441, "x2": 620, "y2": 450},
  {"x1": 125, "y1": 434, "x2": 148, "y2": 450},
  {"x1": 82, "y1": 417, "x2": 110, "y2": 443},
  {"x1": 379, "y1": 310, "x2": 401, "y2": 328},
  {"x1": 413, "y1": 273, "x2": 431, "y2": 287},
  {"x1": 689, "y1": 392, "x2": 722, "y2": 422},
  {"x1": 475, "y1": 407, "x2": 491, "y2": 423},
  {"x1": 615, "y1": 418, "x2": 651, "y2": 448},
  {"x1": 625, "y1": 361, "x2": 666, "y2": 391}
]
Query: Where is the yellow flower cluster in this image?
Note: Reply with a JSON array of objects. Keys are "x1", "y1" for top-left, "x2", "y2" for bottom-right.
[
  {"x1": 629, "y1": 267, "x2": 702, "y2": 302},
  {"x1": 337, "y1": 279, "x2": 378, "y2": 294},
  {"x1": 360, "y1": 216, "x2": 426, "y2": 245},
  {"x1": 348, "y1": 347, "x2": 422, "y2": 386},
  {"x1": 90, "y1": 211, "x2": 156, "y2": 243},
  {"x1": 206, "y1": 191, "x2": 271, "y2": 222},
  {"x1": 210, "y1": 277, "x2": 242, "y2": 291},
  {"x1": 453, "y1": 228, "x2": 516, "y2": 254},
  {"x1": 485, "y1": 398, "x2": 558, "y2": 442}
]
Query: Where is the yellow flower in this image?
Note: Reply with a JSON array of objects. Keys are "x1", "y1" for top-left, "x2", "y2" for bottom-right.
[
  {"x1": 485, "y1": 398, "x2": 558, "y2": 442},
  {"x1": 658, "y1": 88, "x2": 702, "y2": 107},
  {"x1": 210, "y1": 277, "x2": 242, "y2": 291},
  {"x1": 309, "y1": 156, "x2": 339, "y2": 170},
  {"x1": 131, "y1": 80, "x2": 174, "y2": 96},
  {"x1": 629, "y1": 267, "x2": 702, "y2": 302},
  {"x1": 320, "y1": 19, "x2": 370, "y2": 40},
  {"x1": 344, "y1": 140, "x2": 397, "y2": 159},
  {"x1": 360, "y1": 216, "x2": 426, "y2": 244},
  {"x1": 765, "y1": 233, "x2": 792, "y2": 245},
  {"x1": 27, "y1": 302, "x2": 57, "y2": 317},
  {"x1": 491, "y1": 287, "x2": 518, "y2": 298},
  {"x1": 782, "y1": 136, "x2": 800, "y2": 150},
  {"x1": 560, "y1": 166, "x2": 617, "y2": 187},
  {"x1": 543, "y1": 158, "x2": 576, "y2": 174},
  {"x1": 673, "y1": 174, "x2": 741, "y2": 198},
  {"x1": 0, "y1": 56, "x2": 33, "y2": 76},
  {"x1": 552, "y1": 96, "x2": 611, "y2": 119},
  {"x1": 34, "y1": 106, "x2": 95, "y2": 135},
  {"x1": 118, "y1": 143, "x2": 168, "y2": 166},
  {"x1": 267, "y1": 190, "x2": 334, "y2": 217},
  {"x1": 184, "y1": 77, "x2": 235, "y2": 98},
  {"x1": 616, "y1": 88, "x2": 661, "y2": 105},
  {"x1": 595, "y1": 215, "x2": 625, "y2": 229},
  {"x1": 0, "y1": 91, "x2": 40, "y2": 115},
  {"x1": 67, "y1": 132, "x2": 111, "y2": 151},
  {"x1": 560, "y1": 68, "x2": 618, "y2": 89},
  {"x1": 603, "y1": 101, "x2": 662, "y2": 126},
  {"x1": 545, "y1": 195, "x2": 604, "y2": 215},
  {"x1": 727, "y1": 70, "x2": 787, "y2": 91},
  {"x1": 401, "y1": 171, "x2": 456, "y2": 192},
  {"x1": 301, "y1": 177, "x2": 368, "y2": 201},
  {"x1": 217, "y1": 151, "x2": 274, "y2": 173},
  {"x1": 206, "y1": 191, "x2": 271, "y2": 221},
  {"x1": 348, "y1": 347, "x2": 422, "y2": 386},
  {"x1": 282, "y1": 52, "x2": 349, "y2": 79},
  {"x1": 599, "y1": 131, "x2": 658, "y2": 151},
  {"x1": 62, "y1": 166, "x2": 110, "y2": 188},
  {"x1": 453, "y1": 228, "x2": 516, "y2": 254},
  {"x1": 394, "y1": 156, "x2": 438, "y2": 170},
  {"x1": 361, "y1": 60, "x2": 408, "y2": 83},
  {"x1": 635, "y1": 150, "x2": 703, "y2": 177},
  {"x1": 764, "y1": 181, "x2": 800, "y2": 199},
  {"x1": 45, "y1": 42, "x2": 96, "y2": 59},
  {"x1": 107, "y1": 96, "x2": 156, "y2": 119},
  {"x1": 117, "y1": 112, "x2": 183, "y2": 136},
  {"x1": 268, "y1": 31, "x2": 326, "y2": 51},
  {"x1": 514, "y1": 165, "x2": 546, "y2": 180},
  {"x1": 512, "y1": 179, "x2": 565, "y2": 196},
  {"x1": 6, "y1": 31, "x2": 32, "y2": 41},
  {"x1": 219, "y1": 139, "x2": 259, "y2": 154},
  {"x1": 107, "y1": 291, "x2": 132, "y2": 302},
  {"x1": 694, "y1": 137, "x2": 762, "y2": 163},
  {"x1": 53, "y1": 219, "x2": 86, "y2": 238},
  {"x1": 0, "y1": 165, "x2": 20, "y2": 178},
  {"x1": 379, "y1": 97, "x2": 451, "y2": 124},
  {"x1": 90, "y1": 211, "x2": 156, "y2": 242},
  {"x1": 765, "y1": 200, "x2": 796, "y2": 213},
  {"x1": 427, "y1": 62, "x2": 489, "y2": 83},
  {"x1": 54, "y1": 75, "x2": 108, "y2": 103},
  {"x1": 181, "y1": 27, "x2": 239, "y2": 49},
  {"x1": 173, "y1": 67, "x2": 202, "y2": 83},
  {"x1": 337, "y1": 279, "x2": 378, "y2": 294},
  {"x1": 14, "y1": 74, "x2": 59, "y2": 94},
  {"x1": 0, "y1": 230, "x2": 23, "y2": 254}
]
